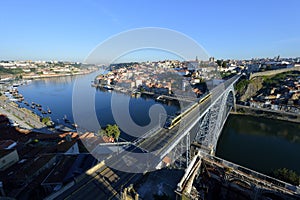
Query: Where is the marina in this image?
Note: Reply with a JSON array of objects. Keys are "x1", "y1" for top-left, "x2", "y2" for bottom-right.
[{"x1": 2, "y1": 81, "x2": 64, "y2": 130}]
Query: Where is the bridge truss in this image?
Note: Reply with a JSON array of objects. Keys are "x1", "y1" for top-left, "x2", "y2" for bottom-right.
[{"x1": 164, "y1": 77, "x2": 238, "y2": 169}]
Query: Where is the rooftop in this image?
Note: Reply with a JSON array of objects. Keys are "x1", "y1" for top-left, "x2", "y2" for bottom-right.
[
  {"x1": 42, "y1": 154, "x2": 97, "y2": 185},
  {"x1": 0, "y1": 139, "x2": 16, "y2": 150},
  {"x1": 0, "y1": 149, "x2": 14, "y2": 158}
]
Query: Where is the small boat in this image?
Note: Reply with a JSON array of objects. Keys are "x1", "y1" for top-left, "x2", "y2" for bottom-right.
[
  {"x1": 31, "y1": 105, "x2": 35, "y2": 109},
  {"x1": 156, "y1": 96, "x2": 166, "y2": 102},
  {"x1": 41, "y1": 110, "x2": 47, "y2": 114},
  {"x1": 63, "y1": 115, "x2": 70, "y2": 123},
  {"x1": 9, "y1": 98, "x2": 18, "y2": 102},
  {"x1": 103, "y1": 85, "x2": 113, "y2": 90},
  {"x1": 38, "y1": 107, "x2": 42, "y2": 111},
  {"x1": 55, "y1": 125, "x2": 74, "y2": 132},
  {"x1": 47, "y1": 107, "x2": 51, "y2": 114}
]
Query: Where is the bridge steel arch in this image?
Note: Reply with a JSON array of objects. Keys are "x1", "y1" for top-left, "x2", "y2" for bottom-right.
[
  {"x1": 196, "y1": 83, "x2": 236, "y2": 154},
  {"x1": 160, "y1": 75, "x2": 240, "y2": 168}
]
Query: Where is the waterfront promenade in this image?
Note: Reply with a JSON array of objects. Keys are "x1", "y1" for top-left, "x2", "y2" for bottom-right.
[
  {"x1": 22, "y1": 69, "x2": 97, "y2": 80},
  {"x1": 0, "y1": 97, "x2": 45, "y2": 129}
]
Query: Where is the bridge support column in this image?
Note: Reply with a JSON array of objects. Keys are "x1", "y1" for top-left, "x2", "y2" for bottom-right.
[
  {"x1": 186, "y1": 133, "x2": 190, "y2": 168},
  {"x1": 167, "y1": 131, "x2": 191, "y2": 169}
]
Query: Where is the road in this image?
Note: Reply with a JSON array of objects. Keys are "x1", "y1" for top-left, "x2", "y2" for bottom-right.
[{"x1": 0, "y1": 98, "x2": 45, "y2": 129}]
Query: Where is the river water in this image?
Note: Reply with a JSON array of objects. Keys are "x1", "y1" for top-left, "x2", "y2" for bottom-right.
[
  {"x1": 17, "y1": 71, "x2": 300, "y2": 175},
  {"x1": 216, "y1": 114, "x2": 300, "y2": 175},
  {"x1": 17, "y1": 70, "x2": 179, "y2": 141}
]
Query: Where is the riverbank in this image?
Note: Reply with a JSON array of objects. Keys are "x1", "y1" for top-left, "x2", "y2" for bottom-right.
[
  {"x1": 231, "y1": 104, "x2": 300, "y2": 123},
  {"x1": 0, "y1": 96, "x2": 45, "y2": 129},
  {"x1": 22, "y1": 68, "x2": 97, "y2": 79}
]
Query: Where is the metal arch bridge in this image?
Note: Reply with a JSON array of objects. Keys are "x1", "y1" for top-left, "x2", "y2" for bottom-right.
[
  {"x1": 138, "y1": 74, "x2": 241, "y2": 168},
  {"x1": 94, "y1": 74, "x2": 241, "y2": 172},
  {"x1": 162, "y1": 74, "x2": 239, "y2": 161}
]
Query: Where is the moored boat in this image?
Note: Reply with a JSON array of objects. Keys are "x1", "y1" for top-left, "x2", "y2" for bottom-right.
[{"x1": 63, "y1": 115, "x2": 70, "y2": 123}]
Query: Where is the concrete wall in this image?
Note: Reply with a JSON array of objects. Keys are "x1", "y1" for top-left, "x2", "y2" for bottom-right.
[{"x1": 250, "y1": 66, "x2": 300, "y2": 80}]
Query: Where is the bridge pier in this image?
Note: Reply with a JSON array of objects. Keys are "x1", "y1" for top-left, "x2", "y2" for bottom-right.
[{"x1": 166, "y1": 132, "x2": 191, "y2": 169}]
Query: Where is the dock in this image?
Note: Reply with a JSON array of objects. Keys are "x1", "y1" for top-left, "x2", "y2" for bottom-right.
[{"x1": 93, "y1": 84, "x2": 197, "y2": 103}]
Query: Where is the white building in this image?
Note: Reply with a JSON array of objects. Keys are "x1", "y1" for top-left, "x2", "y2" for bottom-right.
[{"x1": 0, "y1": 149, "x2": 19, "y2": 171}]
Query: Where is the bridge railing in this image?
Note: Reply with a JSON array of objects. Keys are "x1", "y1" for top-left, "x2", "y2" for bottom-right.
[
  {"x1": 133, "y1": 125, "x2": 161, "y2": 146},
  {"x1": 198, "y1": 151, "x2": 300, "y2": 195}
]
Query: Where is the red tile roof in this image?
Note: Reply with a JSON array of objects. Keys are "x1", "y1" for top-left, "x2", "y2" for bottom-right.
[{"x1": 0, "y1": 139, "x2": 16, "y2": 150}]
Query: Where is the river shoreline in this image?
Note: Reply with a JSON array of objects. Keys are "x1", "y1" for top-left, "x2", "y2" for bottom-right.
[
  {"x1": 21, "y1": 68, "x2": 98, "y2": 79},
  {"x1": 0, "y1": 96, "x2": 45, "y2": 129},
  {"x1": 231, "y1": 104, "x2": 300, "y2": 124},
  {"x1": 0, "y1": 69, "x2": 99, "y2": 132}
]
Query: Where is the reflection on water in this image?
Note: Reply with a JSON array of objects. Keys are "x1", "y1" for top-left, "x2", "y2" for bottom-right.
[
  {"x1": 18, "y1": 76, "x2": 79, "y2": 122},
  {"x1": 216, "y1": 114, "x2": 300, "y2": 175}
]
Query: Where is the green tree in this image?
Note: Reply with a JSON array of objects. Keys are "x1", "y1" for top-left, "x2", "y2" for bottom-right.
[
  {"x1": 42, "y1": 117, "x2": 54, "y2": 127},
  {"x1": 235, "y1": 79, "x2": 250, "y2": 94},
  {"x1": 216, "y1": 60, "x2": 223, "y2": 67},
  {"x1": 272, "y1": 168, "x2": 299, "y2": 185},
  {"x1": 222, "y1": 61, "x2": 227, "y2": 68},
  {"x1": 42, "y1": 117, "x2": 50, "y2": 124},
  {"x1": 105, "y1": 124, "x2": 121, "y2": 140},
  {"x1": 98, "y1": 124, "x2": 121, "y2": 141}
]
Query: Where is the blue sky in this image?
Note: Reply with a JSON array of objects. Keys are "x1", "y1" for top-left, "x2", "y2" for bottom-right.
[{"x1": 0, "y1": 0, "x2": 299, "y2": 62}]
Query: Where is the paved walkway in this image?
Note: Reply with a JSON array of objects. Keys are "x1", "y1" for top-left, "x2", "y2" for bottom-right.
[{"x1": 0, "y1": 99, "x2": 46, "y2": 129}]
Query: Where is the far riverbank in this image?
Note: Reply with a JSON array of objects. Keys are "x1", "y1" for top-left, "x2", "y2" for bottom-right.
[
  {"x1": 22, "y1": 68, "x2": 98, "y2": 79},
  {"x1": 232, "y1": 104, "x2": 300, "y2": 123}
]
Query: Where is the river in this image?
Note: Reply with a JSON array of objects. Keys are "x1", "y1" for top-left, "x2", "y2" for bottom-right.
[
  {"x1": 17, "y1": 70, "x2": 179, "y2": 141},
  {"x1": 216, "y1": 114, "x2": 300, "y2": 175}
]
